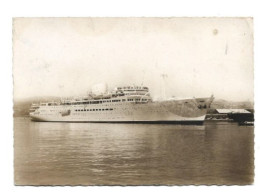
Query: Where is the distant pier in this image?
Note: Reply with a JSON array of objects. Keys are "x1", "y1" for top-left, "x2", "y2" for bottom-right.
[{"x1": 206, "y1": 109, "x2": 254, "y2": 125}]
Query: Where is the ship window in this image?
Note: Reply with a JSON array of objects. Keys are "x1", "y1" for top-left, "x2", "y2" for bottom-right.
[
  {"x1": 99, "y1": 109, "x2": 101, "y2": 111},
  {"x1": 102, "y1": 109, "x2": 104, "y2": 111},
  {"x1": 122, "y1": 99, "x2": 126, "y2": 101},
  {"x1": 90, "y1": 109, "x2": 92, "y2": 111},
  {"x1": 105, "y1": 108, "x2": 108, "y2": 110}
]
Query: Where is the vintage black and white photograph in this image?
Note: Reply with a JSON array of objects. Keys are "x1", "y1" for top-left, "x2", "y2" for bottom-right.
[{"x1": 13, "y1": 17, "x2": 254, "y2": 185}]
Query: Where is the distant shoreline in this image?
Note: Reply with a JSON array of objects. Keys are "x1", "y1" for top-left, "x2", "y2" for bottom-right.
[{"x1": 13, "y1": 97, "x2": 254, "y2": 118}]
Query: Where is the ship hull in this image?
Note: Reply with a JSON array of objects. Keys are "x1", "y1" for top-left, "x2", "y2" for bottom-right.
[
  {"x1": 30, "y1": 97, "x2": 212, "y2": 124},
  {"x1": 30, "y1": 119, "x2": 204, "y2": 125},
  {"x1": 30, "y1": 115, "x2": 206, "y2": 124}
]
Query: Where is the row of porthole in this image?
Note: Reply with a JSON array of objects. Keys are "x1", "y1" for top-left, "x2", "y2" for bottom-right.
[
  {"x1": 75, "y1": 108, "x2": 114, "y2": 112},
  {"x1": 62, "y1": 99, "x2": 148, "y2": 105}
]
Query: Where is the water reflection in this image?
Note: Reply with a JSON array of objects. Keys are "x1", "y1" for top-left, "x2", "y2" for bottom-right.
[
  {"x1": 203, "y1": 121, "x2": 254, "y2": 184},
  {"x1": 14, "y1": 118, "x2": 253, "y2": 185}
]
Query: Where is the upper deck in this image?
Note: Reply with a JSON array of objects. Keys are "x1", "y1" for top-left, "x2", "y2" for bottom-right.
[{"x1": 31, "y1": 86, "x2": 151, "y2": 107}]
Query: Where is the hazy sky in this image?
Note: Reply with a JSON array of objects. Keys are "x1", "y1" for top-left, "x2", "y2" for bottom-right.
[{"x1": 13, "y1": 18, "x2": 253, "y2": 101}]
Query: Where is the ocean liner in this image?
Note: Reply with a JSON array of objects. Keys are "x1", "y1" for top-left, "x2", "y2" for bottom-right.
[{"x1": 29, "y1": 84, "x2": 214, "y2": 124}]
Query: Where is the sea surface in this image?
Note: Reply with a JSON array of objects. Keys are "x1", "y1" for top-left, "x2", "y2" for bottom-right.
[{"x1": 14, "y1": 117, "x2": 254, "y2": 185}]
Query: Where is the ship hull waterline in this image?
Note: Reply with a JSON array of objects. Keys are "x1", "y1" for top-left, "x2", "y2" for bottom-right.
[{"x1": 30, "y1": 115, "x2": 206, "y2": 125}]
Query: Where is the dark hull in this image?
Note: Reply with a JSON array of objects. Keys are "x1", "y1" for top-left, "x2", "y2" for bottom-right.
[{"x1": 30, "y1": 119, "x2": 204, "y2": 125}]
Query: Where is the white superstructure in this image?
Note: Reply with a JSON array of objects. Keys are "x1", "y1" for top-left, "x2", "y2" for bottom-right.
[{"x1": 29, "y1": 85, "x2": 214, "y2": 124}]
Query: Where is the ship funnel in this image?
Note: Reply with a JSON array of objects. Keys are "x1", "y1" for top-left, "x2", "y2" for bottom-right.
[{"x1": 91, "y1": 83, "x2": 108, "y2": 95}]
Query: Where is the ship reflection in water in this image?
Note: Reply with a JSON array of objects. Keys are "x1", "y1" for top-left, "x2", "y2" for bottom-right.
[{"x1": 14, "y1": 118, "x2": 254, "y2": 185}]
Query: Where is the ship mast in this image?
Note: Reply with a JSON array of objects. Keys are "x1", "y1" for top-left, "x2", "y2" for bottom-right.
[
  {"x1": 141, "y1": 70, "x2": 146, "y2": 86},
  {"x1": 161, "y1": 74, "x2": 168, "y2": 100}
]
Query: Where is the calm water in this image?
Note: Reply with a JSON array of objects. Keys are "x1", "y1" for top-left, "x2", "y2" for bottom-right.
[{"x1": 14, "y1": 117, "x2": 254, "y2": 185}]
